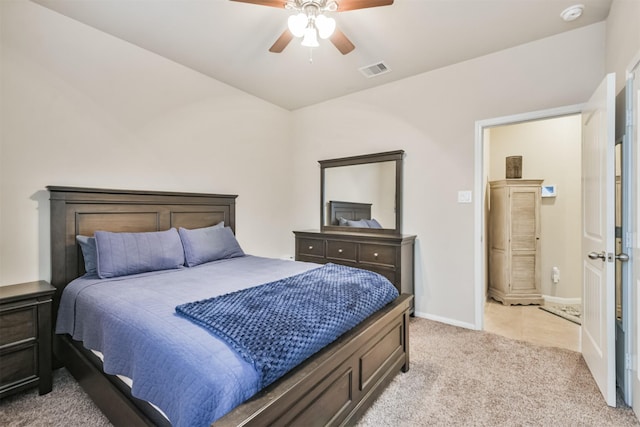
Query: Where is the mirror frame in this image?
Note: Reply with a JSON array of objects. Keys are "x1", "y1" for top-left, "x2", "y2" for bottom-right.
[{"x1": 320, "y1": 150, "x2": 404, "y2": 235}]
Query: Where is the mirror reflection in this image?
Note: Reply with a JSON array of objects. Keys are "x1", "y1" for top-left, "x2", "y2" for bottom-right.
[
  {"x1": 320, "y1": 150, "x2": 404, "y2": 235},
  {"x1": 324, "y1": 161, "x2": 396, "y2": 229}
]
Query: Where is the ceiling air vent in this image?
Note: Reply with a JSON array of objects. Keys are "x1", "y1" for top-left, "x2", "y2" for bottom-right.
[{"x1": 359, "y1": 61, "x2": 391, "y2": 78}]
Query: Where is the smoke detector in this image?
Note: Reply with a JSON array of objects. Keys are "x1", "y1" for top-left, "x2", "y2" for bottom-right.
[{"x1": 560, "y1": 4, "x2": 584, "y2": 22}]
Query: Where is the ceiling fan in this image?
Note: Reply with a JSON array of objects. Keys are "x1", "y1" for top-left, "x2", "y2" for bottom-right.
[{"x1": 230, "y1": 0, "x2": 394, "y2": 55}]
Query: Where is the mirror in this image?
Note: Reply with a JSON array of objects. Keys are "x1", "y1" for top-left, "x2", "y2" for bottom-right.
[{"x1": 320, "y1": 150, "x2": 404, "y2": 235}]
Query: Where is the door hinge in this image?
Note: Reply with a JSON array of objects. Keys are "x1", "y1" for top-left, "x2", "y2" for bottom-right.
[{"x1": 626, "y1": 353, "x2": 633, "y2": 371}]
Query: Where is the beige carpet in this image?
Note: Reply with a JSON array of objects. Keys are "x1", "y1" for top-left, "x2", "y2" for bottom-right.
[
  {"x1": 358, "y1": 318, "x2": 638, "y2": 426},
  {"x1": 1, "y1": 318, "x2": 638, "y2": 426},
  {"x1": 0, "y1": 368, "x2": 111, "y2": 426}
]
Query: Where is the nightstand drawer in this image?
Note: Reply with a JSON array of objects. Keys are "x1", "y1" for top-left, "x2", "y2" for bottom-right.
[
  {"x1": 326, "y1": 241, "x2": 357, "y2": 262},
  {"x1": 0, "y1": 344, "x2": 37, "y2": 387},
  {"x1": 0, "y1": 306, "x2": 37, "y2": 346},
  {"x1": 359, "y1": 244, "x2": 396, "y2": 267},
  {"x1": 298, "y1": 238, "x2": 325, "y2": 257}
]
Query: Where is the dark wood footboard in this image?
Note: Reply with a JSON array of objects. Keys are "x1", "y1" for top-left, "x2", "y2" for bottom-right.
[{"x1": 215, "y1": 293, "x2": 412, "y2": 426}]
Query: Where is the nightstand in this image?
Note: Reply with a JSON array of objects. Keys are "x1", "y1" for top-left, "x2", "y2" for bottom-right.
[{"x1": 0, "y1": 281, "x2": 55, "y2": 398}]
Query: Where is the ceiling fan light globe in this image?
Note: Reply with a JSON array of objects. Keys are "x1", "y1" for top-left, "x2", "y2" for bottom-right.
[
  {"x1": 301, "y1": 27, "x2": 319, "y2": 47},
  {"x1": 315, "y1": 14, "x2": 335, "y2": 39},
  {"x1": 288, "y1": 13, "x2": 307, "y2": 38},
  {"x1": 325, "y1": 1, "x2": 338, "y2": 12}
]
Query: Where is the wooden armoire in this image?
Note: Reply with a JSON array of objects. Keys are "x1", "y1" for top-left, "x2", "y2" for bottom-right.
[{"x1": 488, "y1": 179, "x2": 543, "y2": 305}]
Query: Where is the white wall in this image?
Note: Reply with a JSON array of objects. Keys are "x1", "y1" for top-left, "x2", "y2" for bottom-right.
[
  {"x1": 488, "y1": 115, "x2": 583, "y2": 300},
  {"x1": 290, "y1": 24, "x2": 606, "y2": 326},
  {"x1": 0, "y1": 1, "x2": 293, "y2": 285},
  {"x1": 606, "y1": 0, "x2": 640, "y2": 93}
]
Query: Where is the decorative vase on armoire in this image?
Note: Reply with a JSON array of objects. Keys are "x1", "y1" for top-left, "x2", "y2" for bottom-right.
[{"x1": 488, "y1": 179, "x2": 543, "y2": 306}]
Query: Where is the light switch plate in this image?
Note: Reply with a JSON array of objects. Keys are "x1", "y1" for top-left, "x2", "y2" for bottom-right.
[{"x1": 458, "y1": 191, "x2": 472, "y2": 203}]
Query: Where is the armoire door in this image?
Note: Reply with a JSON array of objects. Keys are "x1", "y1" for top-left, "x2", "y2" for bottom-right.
[{"x1": 509, "y1": 185, "x2": 541, "y2": 295}]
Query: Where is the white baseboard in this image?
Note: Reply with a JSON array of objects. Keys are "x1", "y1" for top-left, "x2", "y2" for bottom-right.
[
  {"x1": 542, "y1": 295, "x2": 582, "y2": 305},
  {"x1": 413, "y1": 311, "x2": 478, "y2": 331}
]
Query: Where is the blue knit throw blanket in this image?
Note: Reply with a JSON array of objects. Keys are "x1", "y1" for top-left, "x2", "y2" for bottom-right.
[{"x1": 175, "y1": 263, "x2": 399, "y2": 389}]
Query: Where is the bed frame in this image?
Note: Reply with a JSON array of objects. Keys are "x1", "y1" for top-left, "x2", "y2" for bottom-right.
[
  {"x1": 328, "y1": 201, "x2": 372, "y2": 225},
  {"x1": 48, "y1": 186, "x2": 412, "y2": 426}
]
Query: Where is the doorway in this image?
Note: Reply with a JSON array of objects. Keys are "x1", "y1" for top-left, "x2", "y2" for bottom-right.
[
  {"x1": 474, "y1": 89, "x2": 633, "y2": 405},
  {"x1": 482, "y1": 114, "x2": 583, "y2": 351}
]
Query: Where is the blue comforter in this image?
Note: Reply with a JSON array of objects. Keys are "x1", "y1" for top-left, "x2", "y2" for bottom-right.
[
  {"x1": 176, "y1": 263, "x2": 398, "y2": 389},
  {"x1": 55, "y1": 256, "x2": 397, "y2": 427}
]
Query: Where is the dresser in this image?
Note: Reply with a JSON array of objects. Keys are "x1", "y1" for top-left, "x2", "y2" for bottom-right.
[
  {"x1": 488, "y1": 179, "x2": 543, "y2": 305},
  {"x1": 294, "y1": 230, "x2": 416, "y2": 298},
  {"x1": 0, "y1": 281, "x2": 55, "y2": 398}
]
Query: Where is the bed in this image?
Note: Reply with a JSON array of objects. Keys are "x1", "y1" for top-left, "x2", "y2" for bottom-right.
[{"x1": 49, "y1": 186, "x2": 413, "y2": 426}]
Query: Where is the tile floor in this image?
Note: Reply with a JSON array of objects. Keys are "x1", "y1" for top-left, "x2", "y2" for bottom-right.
[{"x1": 484, "y1": 298, "x2": 581, "y2": 352}]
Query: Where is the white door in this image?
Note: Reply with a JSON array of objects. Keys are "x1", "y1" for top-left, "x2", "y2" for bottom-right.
[{"x1": 582, "y1": 73, "x2": 616, "y2": 406}]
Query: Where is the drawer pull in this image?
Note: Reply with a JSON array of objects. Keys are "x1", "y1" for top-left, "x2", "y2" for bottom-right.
[
  {"x1": 373, "y1": 252, "x2": 379, "y2": 258},
  {"x1": 308, "y1": 246, "x2": 313, "y2": 250},
  {"x1": 338, "y1": 249, "x2": 343, "y2": 253}
]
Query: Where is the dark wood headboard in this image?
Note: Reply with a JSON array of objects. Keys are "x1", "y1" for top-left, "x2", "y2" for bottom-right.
[
  {"x1": 328, "y1": 200, "x2": 372, "y2": 225},
  {"x1": 48, "y1": 186, "x2": 237, "y2": 297}
]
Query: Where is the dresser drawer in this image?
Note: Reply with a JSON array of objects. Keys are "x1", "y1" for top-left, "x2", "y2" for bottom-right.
[
  {"x1": 298, "y1": 238, "x2": 325, "y2": 258},
  {"x1": 359, "y1": 244, "x2": 396, "y2": 267},
  {"x1": 326, "y1": 240, "x2": 357, "y2": 262},
  {"x1": 0, "y1": 306, "x2": 37, "y2": 346},
  {"x1": 293, "y1": 231, "x2": 415, "y2": 299},
  {"x1": 0, "y1": 344, "x2": 38, "y2": 388},
  {"x1": 367, "y1": 267, "x2": 397, "y2": 289}
]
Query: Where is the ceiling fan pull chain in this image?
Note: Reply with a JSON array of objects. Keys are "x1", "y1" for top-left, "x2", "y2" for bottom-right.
[{"x1": 309, "y1": 48, "x2": 313, "y2": 63}]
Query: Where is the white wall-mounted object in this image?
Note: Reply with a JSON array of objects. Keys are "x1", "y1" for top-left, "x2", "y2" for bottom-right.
[
  {"x1": 541, "y1": 184, "x2": 557, "y2": 197},
  {"x1": 457, "y1": 190, "x2": 472, "y2": 203}
]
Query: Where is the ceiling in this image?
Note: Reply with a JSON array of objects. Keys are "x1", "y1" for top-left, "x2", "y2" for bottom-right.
[{"x1": 32, "y1": 0, "x2": 613, "y2": 110}]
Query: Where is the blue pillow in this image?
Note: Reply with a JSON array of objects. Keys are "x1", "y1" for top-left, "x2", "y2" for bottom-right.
[
  {"x1": 338, "y1": 217, "x2": 349, "y2": 226},
  {"x1": 76, "y1": 235, "x2": 97, "y2": 275},
  {"x1": 94, "y1": 228, "x2": 185, "y2": 278},
  {"x1": 346, "y1": 219, "x2": 369, "y2": 228},
  {"x1": 364, "y1": 218, "x2": 383, "y2": 229},
  {"x1": 179, "y1": 225, "x2": 245, "y2": 267}
]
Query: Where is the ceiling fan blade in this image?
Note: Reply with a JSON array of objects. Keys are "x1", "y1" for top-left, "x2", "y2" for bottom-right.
[
  {"x1": 336, "y1": 0, "x2": 393, "y2": 12},
  {"x1": 269, "y1": 29, "x2": 294, "y2": 53},
  {"x1": 229, "y1": 0, "x2": 287, "y2": 9},
  {"x1": 330, "y1": 29, "x2": 355, "y2": 55}
]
